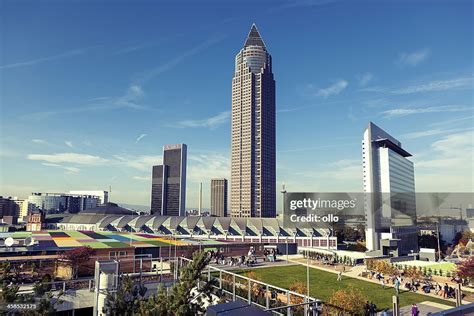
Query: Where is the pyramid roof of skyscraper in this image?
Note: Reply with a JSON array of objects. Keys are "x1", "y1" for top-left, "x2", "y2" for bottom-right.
[{"x1": 244, "y1": 23, "x2": 266, "y2": 48}]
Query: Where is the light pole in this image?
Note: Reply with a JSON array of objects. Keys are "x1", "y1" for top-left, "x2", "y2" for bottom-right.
[
  {"x1": 436, "y1": 219, "x2": 442, "y2": 262},
  {"x1": 306, "y1": 250, "x2": 310, "y2": 298}
]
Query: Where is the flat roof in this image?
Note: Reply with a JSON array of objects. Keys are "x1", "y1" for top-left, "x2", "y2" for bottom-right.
[
  {"x1": 374, "y1": 138, "x2": 412, "y2": 157},
  {"x1": 0, "y1": 231, "x2": 234, "y2": 252}
]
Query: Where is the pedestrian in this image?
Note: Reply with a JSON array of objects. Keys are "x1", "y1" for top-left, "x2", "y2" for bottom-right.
[
  {"x1": 364, "y1": 301, "x2": 370, "y2": 316},
  {"x1": 337, "y1": 270, "x2": 342, "y2": 281},
  {"x1": 370, "y1": 302, "x2": 377, "y2": 316},
  {"x1": 443, "y1": 283, "x2": 449, "y2": 298},
  {"x1": 381, "y1": 279, "x2": 385, "y2": 289},
  {"x1": 395, "y1": 277, "x2": 400, "y2": 295},
  {"x1": 411, "y1": 303, "x2": 419, "y2": 316}
]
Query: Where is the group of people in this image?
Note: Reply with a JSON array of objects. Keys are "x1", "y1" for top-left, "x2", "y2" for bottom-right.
[
  {"x1": 307, "y1": 252, "x2": 335, "y2": 265},
  {"x1": 367, "y1": 270, "x2": 461, "y2": 300},
  {"x1": 363, "y1": 301, "x2": 377, "y2": 316},
  {"x1": 263, "y1": 248, "x2": 277, "y2": 262},
  {"x1": 207, "y1": 247, "x2": 263, "y2": 267}
]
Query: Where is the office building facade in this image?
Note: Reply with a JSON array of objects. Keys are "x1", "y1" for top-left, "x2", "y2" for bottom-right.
[
  {"x1": 0, "y1": 196, "x2": 19, "y2": 225},
  {"x1": 362, "y1": 122, "x2": 417, "y2": 255},
  {"x1": 69, "y1": 190, "x2": 109, "y2": 205},
  {"x1": 231, "y1": 24, "x2": 276, "y2": 218},
  {"x1": 13, "y1": 199, "x2": 36, "y2": 222},
  {"x1": 151, "y1": 144, "x2": 187, "y2": 216},
  {"x1": 211, "y1": 178, "x2": 228, "y2": 217},
  {"x1": 27, "y1": 193, "x2": 100, "y2": 214}
]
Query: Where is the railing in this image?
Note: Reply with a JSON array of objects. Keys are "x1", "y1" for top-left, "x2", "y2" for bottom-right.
[{"x1": 178, "y1": 256, "x2": 317, "y2": 316}]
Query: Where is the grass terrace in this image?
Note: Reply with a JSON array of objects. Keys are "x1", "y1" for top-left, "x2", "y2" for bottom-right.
[{"x1": 239, "y1": 265, "x2": 455, "y2": 311}]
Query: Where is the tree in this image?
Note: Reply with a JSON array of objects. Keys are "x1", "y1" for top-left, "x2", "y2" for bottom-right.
[
  {"x1": 453, "y1": 231, "x2": 474, "y2": 246},
  {"x1": 328, "y1": 285, "x2": 368, "y2": 315},
  {"x1": 33, "y1": 275, "x2": 53, "y2": 297},
  {"x1": 30, "y1": 290, "x2": 65, "y2": 316},
  {"x1": 457, "y1": 257, "x2": 474, "y2": 280},
  {"x1": 0, "y1": 281, "x2": 19, "y2": 304},
  {"x1": 289, "y1": 281, "x2": 307, "y2": 313},
  {"x1": 245, "y1": 271, "x2": 263, "y2": 297},
  {"x1": 372, "y1": 260, "x2": 398, "y2": 277},
  {"x1": 405, "y1": 266, "x2": 423, "y2": 282},
  {"x1": 59, "y1": 246, "x2": 96, "y2": 278},
  {"x1": 103, "y1": 275, "x2": 147, "y2": 315},
  {"x1": 143, "y1": 251, "x2": 217, "y2": 315}
]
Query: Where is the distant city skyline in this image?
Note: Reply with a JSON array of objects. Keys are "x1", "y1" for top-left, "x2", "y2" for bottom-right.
[{"x1": 1, "y1": 1, "x2": 473, "y2": 212}]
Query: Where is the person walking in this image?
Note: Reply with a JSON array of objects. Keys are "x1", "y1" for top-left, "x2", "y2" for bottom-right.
[
  {"x1": 337, "y1": 270, "x2": 343, "y2": 281},
  {"x1": 411, "y1": 303, "x2": 419, "y2": 316},
  {"x1": 395, "y1": 277, "x2": 400, "y2": 295},
  {"x1": 443, "y1": 283, "x2": 449, "y2": 298}
]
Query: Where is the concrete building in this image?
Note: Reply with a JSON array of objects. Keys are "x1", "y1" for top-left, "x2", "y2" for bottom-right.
[
  {"x1": 231, "y1": 24, "x2": 276, "y2": 218},
  {"x1": 12, "y1": 198, "x2": 36, "y2": 222},
  {"x1": 69, "y1": 190, "x2": 109, "y2": 205},
  {"x1": 362, "y1": 122, "x2": 418, "y2": 256},
  {"x1": 211, "y1": 178, "x2": 228, "y2": 217},
  {"x1": 151, "y1": 144, "x2": 187, "y2": 216},
  {"x1": 28, "y1": 193, "x2": 100, "y2": 214}
]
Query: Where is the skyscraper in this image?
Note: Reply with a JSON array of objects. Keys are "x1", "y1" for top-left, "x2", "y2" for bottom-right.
[
  {"x1": 211, "y1": 178, "x2": 228, "y2": 217},
  {"x1": 231, "y1": 24, "x2": 276, "y2": 218},
  {"x1": 362, "y1": 122, "x2": 417, "y2": 255},
  {"x1": 151, "y1": 144, "x2": 187, "y2": 216}
]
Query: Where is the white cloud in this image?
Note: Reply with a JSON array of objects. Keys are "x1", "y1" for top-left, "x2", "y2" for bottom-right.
[
  {"x1": 360, "y1": 77, "x2": 473, "y2": 95},
  {"x1": 27, "y1": 152, "x2": 108, "y2": 165},
  {"x1": 135, "y1": 134, "x2": 147, "y2": 143},
  {"x1": 358, "y1": 73, "x2": 373, "y2": 87},
  {"x1": 185, "y1": 153, "x2": 230, "y2": 208},
  {"x1": 42, "y1": 163, "x2": 80, "y2": 174},
  {"x1": 414, "y1": 131, "x2": 473, "y2": 191},
  {"x1": 32, "y1": 139, "x2": 47, "y2": 144},
  {"x1": 402, "y1": 128, "x2": 472, "y2": 139},
  {"x1": 313, "y1": 80, "x2": 348, "y2": 98},
  {"x1": 132, "y1": 175, "x2": 151, "y2": 181},
  {"x1": 133, "y1": 35, "x2": 226, "y2": 85},
  {"x1": 113, "y1": 154, "x2": 162, "y2": 171},
  {"x1": 65, "y1": 141, "x2": 74, "y2": 148},
  {"x1": 397, "y1": 48, "x2": 430, "y2": 67},
  {"x1": 392, "y1": 77, "x2": 472, "y2": 94},
  {"x1": 381, "y1": 105, "x2": 469, "y2": 118},
  {"x1": 175, "y1": 111, "x2": 230, "y2": 129},
  {"x1": 0, "y1": 49, "x2": 86, "y2": 70},
  {"x1": 22, "y1": 84, "x2": 148, "y2": 120},
  {"x1": 320, "y1": 159, "x2": 361, "y2": 182}
]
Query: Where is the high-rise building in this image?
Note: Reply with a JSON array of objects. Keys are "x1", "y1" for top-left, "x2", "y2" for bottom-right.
[
  {"x1": 362, "y1": 122, "x2": 418, "y2": 256},
  {"x1": 151, "y1": 144, "x2": 187, "y2": 216},
  {"x1": 231, "y1": 24, "x2": 276, "y2": 218},
  {"x1": 69, "y1": 190, "x2": 109, "y2": 205},
  {"x1": 211, "y1": 178, "x2": 228, "y2": 217}
]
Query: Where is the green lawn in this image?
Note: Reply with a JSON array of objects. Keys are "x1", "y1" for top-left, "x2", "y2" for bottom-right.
[{"x1": 240, "y1": 265, "x2": 454, "y2": 311}]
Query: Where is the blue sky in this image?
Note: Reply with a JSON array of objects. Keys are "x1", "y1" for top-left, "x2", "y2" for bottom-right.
[{"x1": 1, "y1": 0, "x2": 473, "y2": 211}]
